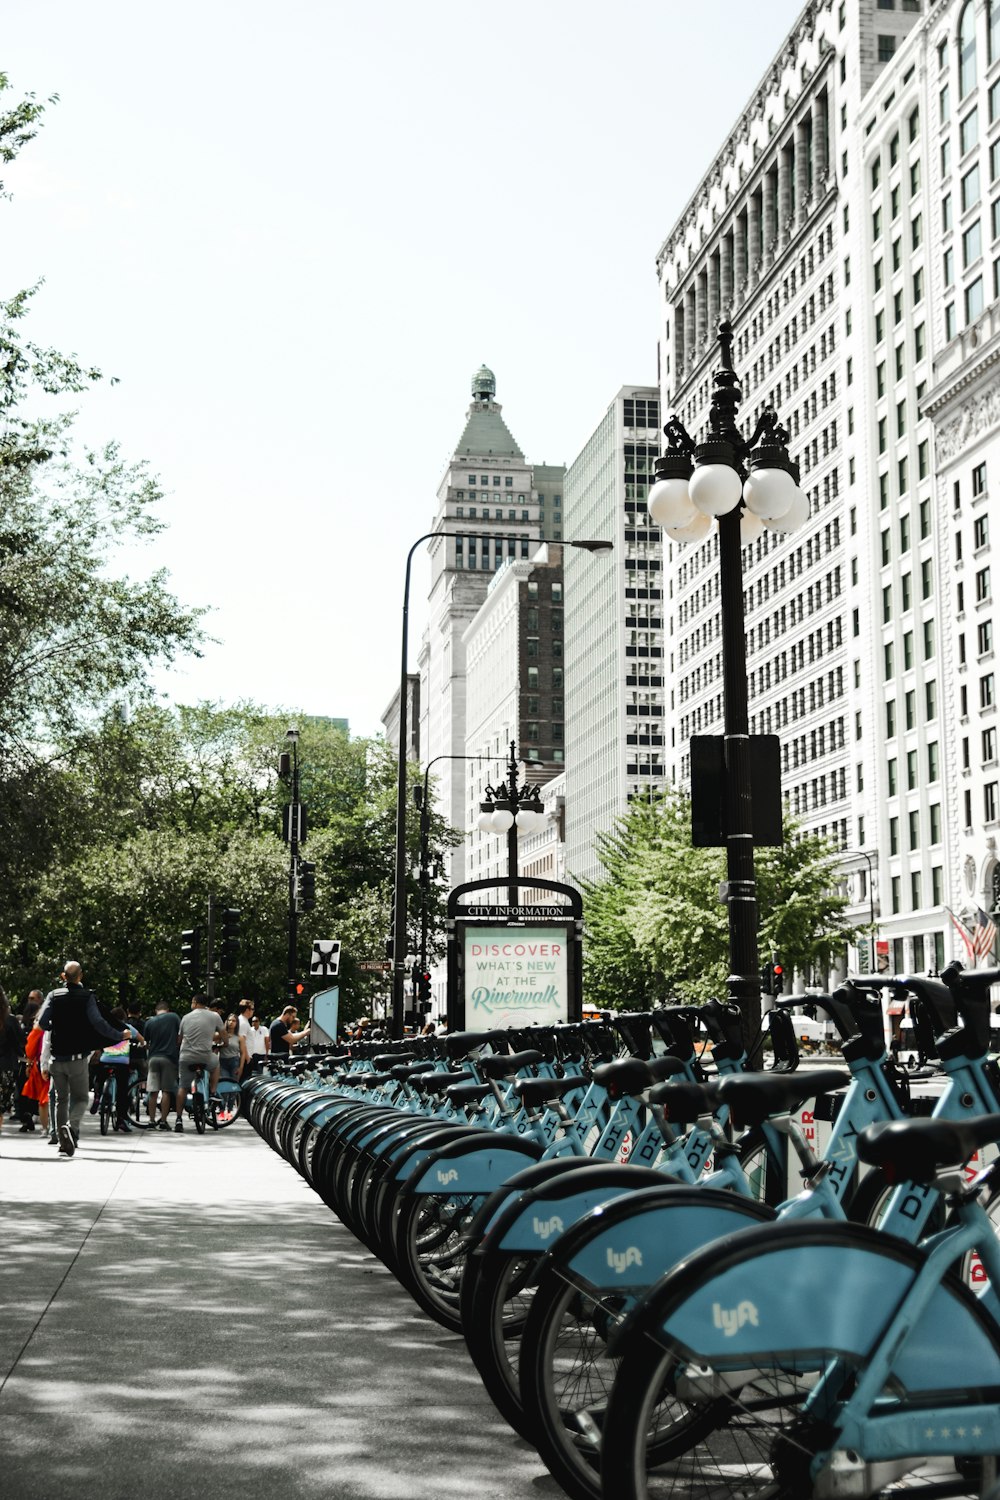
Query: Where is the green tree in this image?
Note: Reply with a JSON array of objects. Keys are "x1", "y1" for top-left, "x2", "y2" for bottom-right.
[
  {"x1": 0, "y1": 75, "x2": 205, "y2": 925},
  {"x1": 581, "y1": 788, "x2": 861, "y2": 1008}
]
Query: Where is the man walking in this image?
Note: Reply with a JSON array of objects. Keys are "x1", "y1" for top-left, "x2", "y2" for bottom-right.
[
  {"x1": 37, "y1": 962, "x2": 129, "y2": 1156},
  {"x1": 143, "y1": 998, "x2": 180, "y2": 1129},
  {"x1": 174, "y1": 995, "x2": 225, "y2": 1133}
]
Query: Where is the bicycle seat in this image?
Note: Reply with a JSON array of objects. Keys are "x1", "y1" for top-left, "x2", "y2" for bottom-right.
[
  {"x1": 593, "y1": 1055, "x2": 686, "y2": 1099},
  {"x1": 445, "y1": 1083, "x2": 494, "y2": 1107},
  {"x1": 477, "y1": 1049, "x2": 546, "y2": 1080},
  {"x1": 648, "y1": 1079, "x2": 720, "y2": 1126},
  {"x1": 513, "y1": 1076, "x2": 586, "y2": 1108},
  {"x1": 715, "y1": 1068, "x2": 850, "y2": 1127},
  {"x1": 374, "y1": 1052, "x2": 415, "y2": 1070},
  {"x1": 414, "y1": 1070, "x2": 475, "y2": 1096},
  {"x1": 445, "y1": 1030, "x2": 504, "y2": 1059},
  {"x1": 353, "y1": 1072, "x2": 394, "y2": 1089},
  {"x1": 390, "y1": 1061, "x2": 440, "y2": 1081},
  {"x1": 858, "y1": 1112, "x2": 1000, "y2": 1185}
]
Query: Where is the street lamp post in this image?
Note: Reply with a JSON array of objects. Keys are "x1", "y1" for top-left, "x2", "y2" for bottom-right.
[
  {"x1": 278, "y1": 728, "x2": 301, "y2": 1003},
  {"x1": 414, "y1": 753, "x2": 491, "y2": 977},
  {"x1": 835, "y1": 847, "x2": 879, "y2": 972},
  {"x1": 476, "y1": 742, "x2": 548, "y2": 907},
  {"x1": 647, "y1": 321, "x2": 808, "y2": 1052},
  {"x1": 391, "y1": 531, "x2": 612, "y2": 1038}
]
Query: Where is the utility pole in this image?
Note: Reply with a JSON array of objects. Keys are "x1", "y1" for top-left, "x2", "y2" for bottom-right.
[
  {"x1": 279, "y1": 728, "x2": 302, "y2": 1002},
  {"x1": 205, "y1": 893, "x2": 216, "y2": 1002}
]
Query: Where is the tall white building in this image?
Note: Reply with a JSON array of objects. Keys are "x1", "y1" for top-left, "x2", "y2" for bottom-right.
[
  {"x1": 654, "y1": 0, "x2": 1000, "y2": 976},
  {"x1": 563, "y1": 387, "x2": 664, "y2": 887},
  {"x1": 417, "y1": 367, "x2": 564, "y2": 888}
]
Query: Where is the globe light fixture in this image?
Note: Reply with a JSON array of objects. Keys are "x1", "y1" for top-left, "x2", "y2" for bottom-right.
[{"x1": 644, "y1": 321, "x2": 808, "y2": 1058}]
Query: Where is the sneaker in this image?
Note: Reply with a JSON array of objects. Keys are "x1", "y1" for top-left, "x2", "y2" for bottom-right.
[
  {"x1": 174, "y1": 1120, "x2": 184, "y2": 1132},
  {"x1": 115, "y1": 1122, "x2": 133, "y2": 1134},
  {"x1": 58, "y1": 1124, "x2": 76, "y2": 1157},
  {"x1": 88, "y1": 1099, "x2": 99, "y2": 1115},
  {"x1": 157, "y1": 1119, "x2": 170, "y2": 1131},
  {"x1": 47, "y1": 1134, "x2": 60, "y2": 1146},
  {"x1": 71, "y1": 1128, "x2": 79, "y2": 1145}
]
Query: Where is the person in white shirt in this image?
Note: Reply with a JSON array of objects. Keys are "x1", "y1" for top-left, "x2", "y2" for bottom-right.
[{"x1": 245, "y1": 1011, "x2": 270, "y2": 1067}]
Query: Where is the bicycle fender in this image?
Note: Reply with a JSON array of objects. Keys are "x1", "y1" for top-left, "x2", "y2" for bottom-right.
[
  {"x1": 491, "y1": 1163, "x2": 671, "y2": 1254},
  {"x1": 466, "y1": 1158, "x2": 667, "y2": 1252},
  {"x1": 616, "y1": 1220, "x2": 1000, "y2": 1393},
  {"x1": 387, "y1": 1125, "x2": 490, "y2": 1183},
  {"x1": 405, "y1": 1136, "x2": 543, "y2": 1196},
  {"x1": 541, "y1": 1185, "x2": 774, "y2": 1292}
]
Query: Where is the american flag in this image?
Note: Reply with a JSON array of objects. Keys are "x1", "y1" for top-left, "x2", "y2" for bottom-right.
[
  {"x1": 973, "y1": 906, "x2": 998, "y2": 964},
  {"x1": 947, "y1": 907, "x2": 977, "y2": 963}
]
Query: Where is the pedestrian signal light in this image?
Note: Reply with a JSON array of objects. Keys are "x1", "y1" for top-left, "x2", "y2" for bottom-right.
[
  {"x1": 295, "y1": 981, "x2": 306, "y2": 996},
  {"x1": 219, "y1": 908, "x2": 241, "y2": 974},
  {"x1": 180, "y1": 927, "x2": 202, "y2": 982},
  {"x1": 295, "y1": 860, "x2": 316, "y2": 913}
]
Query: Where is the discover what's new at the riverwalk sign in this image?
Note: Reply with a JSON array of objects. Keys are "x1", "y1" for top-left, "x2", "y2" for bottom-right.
[{"x1": 445, "y1": 877, "x2": 583, "y2": 1030}]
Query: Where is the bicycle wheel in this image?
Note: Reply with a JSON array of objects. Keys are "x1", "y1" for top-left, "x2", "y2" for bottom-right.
[
  {"x1": 212, "y1": 1082, "x2": 242, "y2": 1129},
  {"x1": 99, "y1": 1081, "x2": 113, "y2": 1136},
  {"x1": 599, "y1": 1220, "x2": 1000, "y2": 1500},
  {"x1": 463, "y1": 1252, "x2": 538, "y2": 1439},
  {"x1": 192, "y1": 1090, "x2": 207, "y2": 1135},
  {"x1": 518, "y1": 1185, "x2": 775, "y2": 1500},
  {"x1": 393, "y1": 1188, "x2": 487, "y2": 1331},
  {"x1": 127, "y1": 1079, "x2": 153, "y2": 1129}
]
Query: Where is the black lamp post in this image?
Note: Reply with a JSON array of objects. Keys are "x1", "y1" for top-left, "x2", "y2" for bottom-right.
[
  {"x1": 390, "y1": 531, "x2": 612, "y2": 1039},
  {"x1": 835, "y1": 847, "x2": 879, "y2": 973},
  {"x1": 414, "y1": 753, "x2": 491, "y2": 977},
  {"x1": 647, "y1": 321, "x2": 808, "y2": 1052},
  {"x1": 477, "y1": 741, "x2": 548, "y2": 907}
]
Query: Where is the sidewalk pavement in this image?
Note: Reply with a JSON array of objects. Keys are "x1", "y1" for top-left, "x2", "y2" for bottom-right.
[{"x1": 0, "y1": 1118, "x2": 559, "y2": 1500}]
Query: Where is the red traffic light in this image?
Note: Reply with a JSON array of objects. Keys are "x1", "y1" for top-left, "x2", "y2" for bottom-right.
[
  {"x1": 773, "y1": 964, "x2": 783, "y2": 975},
  {"x1": 295, "y1": 982, "x2": 305, "y2": 995}
]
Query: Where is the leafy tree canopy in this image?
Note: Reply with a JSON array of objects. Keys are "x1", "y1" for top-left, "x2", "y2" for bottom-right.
[{"x1": 581, "y1": 787, "x2": 862, "y2": 1009}]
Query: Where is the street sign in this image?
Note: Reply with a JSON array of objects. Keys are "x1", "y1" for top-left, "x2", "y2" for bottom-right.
[
  {"x1": 359, "y1": 960, "x2": 392, "y2": 972},
  {"x1": 459, "y1": 903, "x2": 571, "y2": 920},
  {"x1": 309, "y1": 986, "x2": 339, "y2": 1045},
  {"x1": 310, "y1": 939, "x2": 341, "y2": 977}
]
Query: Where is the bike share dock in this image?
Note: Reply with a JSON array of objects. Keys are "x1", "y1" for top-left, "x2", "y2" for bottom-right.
[{"x1": 0, "y1": 1123, "x2": 552, "y2": 1500}]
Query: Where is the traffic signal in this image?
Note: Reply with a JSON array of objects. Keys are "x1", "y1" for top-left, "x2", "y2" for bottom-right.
[
  {"x1": 219, "y1": 908, "x2": 241, "y2": 974},
  {"x1": 295, "y1": 860, "x2": 316, "y2": 913},
  {"x1": 180, "y1": 927, "x2": 202, "y2": 983},
  {"x1": 773, "y1": 962, "x2": 785, "y2": 996},
  {"x1": 295, "y1": 981, "x2": 306, "y2": 997},
  {"x1": 418, "y1": 971, "x2": 432, "y2": 1006},
  {"x1": 761, "y1": 961, "x2": 774, "y2": 995}
]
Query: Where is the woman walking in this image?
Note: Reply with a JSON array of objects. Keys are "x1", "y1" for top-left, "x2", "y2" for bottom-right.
[
  {"x1": 21, "y1": 1008, "x2": 50, "y2": 1136},
  {"x1": 0, "y1": 987, "x2": 25, "y2": 1136}
]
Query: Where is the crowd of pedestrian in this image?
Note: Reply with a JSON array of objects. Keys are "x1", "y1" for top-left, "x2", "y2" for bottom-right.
[{"x1": 0, "y1": 965, "x2": 310, "y2": 1157}]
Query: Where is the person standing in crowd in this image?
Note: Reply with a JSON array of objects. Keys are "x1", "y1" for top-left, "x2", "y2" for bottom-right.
[
  {"x1": 174, "y1": 994, "x2": 225, "y2": 1132},
  {"x1": 0, "y1": 986, "x2": 24, "y2": 1137},
  {"x1": 21, "y1": 1007, "x2": 50, "y2": 1137},
  {"x1": 143, "y1": 998, "x2": 180, "y2": 1129},
  {"x1": 219, "y1": 1013, "x2": 248, "y2": 1084},
  {"x1": 236, "y1": 999, "x2": 256, "y2": 1070},
  {"x1": 269, "y1": 1005, "x2": 309, "y2": 1057},
  {"x1": 14, "y1": 991, "x2": 44, "y2": 1131},
  {"x1": 37, "y1": 961, "x2": 129, "y2": 1156},
  {"x1": 246, "y1": 1012, "x2": 270, "y2": 1068}
]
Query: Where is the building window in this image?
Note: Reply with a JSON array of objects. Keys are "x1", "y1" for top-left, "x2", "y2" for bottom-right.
[
  {"x1": 966, "y1": 276, "x2": 985, "y2": 321},
  {"x1": 973, "y1": 463, "x2": 988, "y2": 499},
  {"x1": 962, "y1": 164, "x2": 981, "y2": 213},
  {"x1": 878, "y1": 33, "x2": 896, "y2": 62},
  {"x1": 959, "y1": 0, "x2": 977, "y2": 98},
  {"x1": 928, "y1": 741, "x2": 939, "y2": 780},
  {"x1": 986, "y1": 783, "x2": 998, "y2": 823},
  {"x1": 960, "y1": 108, "x2": 979, "y2": 157}
]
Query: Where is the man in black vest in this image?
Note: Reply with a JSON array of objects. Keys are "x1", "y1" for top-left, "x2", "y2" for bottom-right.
[{"x1": 37, "y1": 961, "x2": 129, "y2": 1156}]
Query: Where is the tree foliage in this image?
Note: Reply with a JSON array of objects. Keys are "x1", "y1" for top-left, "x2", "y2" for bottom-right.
[{"x1": 581, "y1": 788, "x2": 862, "y2": 1008}]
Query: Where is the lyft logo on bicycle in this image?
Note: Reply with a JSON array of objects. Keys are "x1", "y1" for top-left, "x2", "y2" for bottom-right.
[
  {"x1": 436, "y1": 1168, "x2": 459, "y2": 1185},
  {"x1": 532, "y1": 1215, "x2": 564, "y2": 1240},
  {"x1": 712, "y1": 1300, "x2": 760, "y2": 1337},
  {"x1": 606, "y1": 1245, "x2": 643, "y2": 1274}
]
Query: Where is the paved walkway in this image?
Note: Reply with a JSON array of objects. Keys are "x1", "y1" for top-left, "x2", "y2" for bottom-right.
[{"x1": 0, "y1": 1118, "x2": 557, "y2": 1500}]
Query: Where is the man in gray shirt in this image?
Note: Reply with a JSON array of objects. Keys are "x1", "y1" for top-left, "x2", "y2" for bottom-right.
[{"x1": 175, "y1": 994, "x2": 225, "y2": 1133}]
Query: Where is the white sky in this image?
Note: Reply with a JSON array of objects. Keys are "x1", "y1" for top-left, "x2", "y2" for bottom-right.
[{"x1": 3, "y1": 0, "x2": 804, "y2": 738}]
